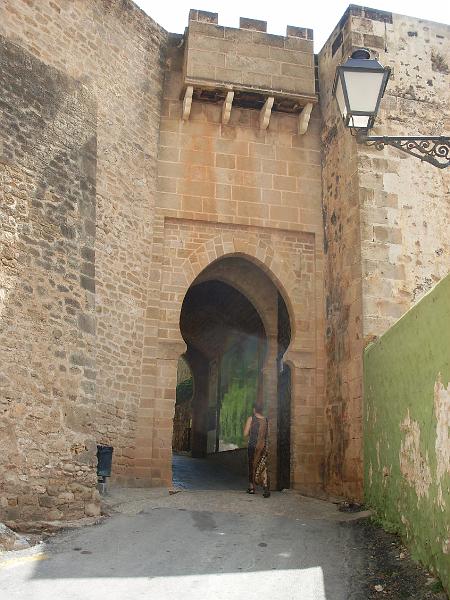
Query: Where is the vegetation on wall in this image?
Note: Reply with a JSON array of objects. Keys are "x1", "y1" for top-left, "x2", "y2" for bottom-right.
[
  {"x1": 220, "y1": 380, "x2": 256, "y2": 448},
  {"x1": 218, "y1": 336, "x2": 262, "y2": 448},
  {"x1": 364, "y1": 275, "x2": 450, "y2": 594}
]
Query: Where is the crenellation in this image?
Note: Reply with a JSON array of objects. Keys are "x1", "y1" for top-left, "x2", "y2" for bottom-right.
[
  {"x1": 239, "y1": 17, "x2": 267, "y2": 32},
  {"x1": 286, "y1": 25, "x2": 314, "y2": 41},
  {"x1": 184, "y1": 12, "x2": 317, "y2": 107},
  {"x1": 188, "y1": 9, "x2": 218, "y2": 24}
]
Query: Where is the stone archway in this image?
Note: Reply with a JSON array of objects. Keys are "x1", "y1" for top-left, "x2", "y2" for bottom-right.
[
  {"x1": 180, "y1": 256, "x2": 289, "y2": 488},
  {"x1": 134, "y1": 221, "x2": 324, "y2": 496},
  {"x1": 179, "y1": 277, "x2": 269, "y2": 465}
]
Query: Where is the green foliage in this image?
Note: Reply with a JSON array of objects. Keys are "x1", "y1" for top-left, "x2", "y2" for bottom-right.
[
  {"x1": 430, "y1": 580, "x2": 444, "y2": 593},
  {"x1": 220, "y1": 379, "x2": 256, "y2": 447},
  {"x1": 369, "y1": 513, "x2": 401, "y2": 535},
  {"x1": 218, "y1": 335, "x2": 261, "y2": 447}
]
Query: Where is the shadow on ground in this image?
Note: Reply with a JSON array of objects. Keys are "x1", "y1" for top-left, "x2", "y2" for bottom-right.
[{"x1": 172, "y1": 452, "x2": 248, "y2": 491}]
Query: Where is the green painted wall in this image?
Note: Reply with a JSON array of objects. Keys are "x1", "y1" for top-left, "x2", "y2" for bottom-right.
[{"x1": 364, "y1": 274, "x2": 450, "y2": 593}]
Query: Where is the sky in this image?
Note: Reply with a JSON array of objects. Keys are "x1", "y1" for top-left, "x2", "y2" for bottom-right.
[{"x1": 134, "y1": 0, "x2": 449, "y2": 51}]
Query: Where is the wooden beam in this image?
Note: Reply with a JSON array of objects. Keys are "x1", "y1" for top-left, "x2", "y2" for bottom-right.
[
  {"x1": 259, "y1": 96, "x2": 274, "y2": 130},
  {"x1": 221, "y1": 91, "x2": 234, "y2": 125},
  {"x1": 182, "y1": 86, "x2": 193, "y2": 121},
  {"x1": 298, "y1": 102, "x2": 313, "y2": 135}
]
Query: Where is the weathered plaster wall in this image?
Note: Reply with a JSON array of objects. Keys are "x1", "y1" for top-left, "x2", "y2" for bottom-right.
[
  {"x1": 364, "y1": 275, "x2": 450, "y2": 593},
  {"x1": 319, "y1": 6, "x2": 450, "y2": 500},
  {"x1": 0, "y1": 0, "x2": 167, "y2": 522}
]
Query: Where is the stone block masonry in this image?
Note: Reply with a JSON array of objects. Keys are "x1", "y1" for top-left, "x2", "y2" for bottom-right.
[
  {"x1": 157, "y1": 48, "x2": 323, "y2": 231},
  {"x1": 0, "y1": 0, "x2": 168, "y2": 526},
  {"x1": 0, "y1": 36, "x2": 99, "y2": 525},
  {"x1": 143, "y1": 219, "x2": 325, "y2": 492},
  {"x1": 132, "y1": 20, "x2": 326, "y2": 492},
  {"x1": 349, "y1": 9, "x2": 450, "y2": 338},
  {"x1": 185, "y1": 10, "x2": 316, "y2": 98}
]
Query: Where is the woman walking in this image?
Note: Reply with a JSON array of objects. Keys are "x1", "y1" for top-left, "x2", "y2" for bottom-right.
[{"x1": 243, "y1": 391, "x2": 270, "y2": 498}]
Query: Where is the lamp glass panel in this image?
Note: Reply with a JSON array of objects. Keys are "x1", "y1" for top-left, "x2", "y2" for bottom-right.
[
  {"x1": 343, "y1": 70, "x2": 384, "y2": 112},
  {"x1": 335, "y1": 76, "x2": 347, "y2": 119},
  {"x1": 349, "y1": 115, "x2": 370, "y2": 128}
]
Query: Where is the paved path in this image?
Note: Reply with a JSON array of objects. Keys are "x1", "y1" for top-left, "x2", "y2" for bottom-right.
[{"x1": 0, "y1": 456, "x2": 372, "y2": 600}]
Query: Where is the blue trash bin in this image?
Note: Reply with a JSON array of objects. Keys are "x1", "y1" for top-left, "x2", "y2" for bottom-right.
[{"x1": 97, "y1": 445, "x2": 113, "y2": 478}]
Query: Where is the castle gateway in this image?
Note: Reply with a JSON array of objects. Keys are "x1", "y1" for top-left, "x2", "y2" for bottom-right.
[{"x1": 0, "y1": 2, "x2": 449, "y2": 527}]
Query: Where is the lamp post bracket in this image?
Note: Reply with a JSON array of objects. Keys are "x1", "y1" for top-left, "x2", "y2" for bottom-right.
[{"x1": 356, "y1": 134, "x2": 450, "y2": 169}]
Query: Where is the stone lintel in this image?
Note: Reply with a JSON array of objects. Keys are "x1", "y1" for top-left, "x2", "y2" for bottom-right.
[
  {"x1": 284, "y1": 349, "x2": 316, "y2": 369},
  {"x1": 157, "y1": 338, "x2": 187, "y2": 360}
]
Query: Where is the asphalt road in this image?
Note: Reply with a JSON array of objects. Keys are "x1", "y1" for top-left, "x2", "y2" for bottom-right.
[
  {"x1": 0, "y1": 456, "x2": 370, "y2": 600},
  {"x1": 0, "y1": 503, "x2": 368, "y2": 600},
  {"x1": 1, "y1": 456, "x2": 444, "y2": 600}
]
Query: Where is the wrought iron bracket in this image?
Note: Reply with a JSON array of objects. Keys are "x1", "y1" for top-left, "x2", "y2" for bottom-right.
[{"x1": 356, "y1": 134, "x2": 450, "y2": 169}]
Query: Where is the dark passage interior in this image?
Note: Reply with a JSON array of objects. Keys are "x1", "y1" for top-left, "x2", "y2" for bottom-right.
[{"x1": 172, "y1": 257, "x2": 291, "y2": 490}]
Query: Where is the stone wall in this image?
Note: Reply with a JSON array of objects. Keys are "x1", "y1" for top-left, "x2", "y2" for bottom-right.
[
  {"x1": 353, "y1": 10, "x2": 450, "y2": 337},
  {"x1": 319, "y1": 6, "x2": 450, "y2": 500},
  {"x1": 1, "y1": 1, "x2": 448, "y2": 520},
  {"x1": 137, "y1": 218, "x2": 325, "y2": 492},
  {"x1": 0, "y1": 35, "x2": 99, "y2": 525},
  {"x1": 158, "y1": 36, "x2": 322, "y2": 230},
  {"x1": 318, "y1": 12, "x2": 364, "y2": 500},
  {"x1": 127, "y1": 18, "x2": 327, "y2": 491},
  {"x1": 364, "y1": 275, "x2": 450, "y2": 594},
  {"x1": 184, "y1": 11, "x2": 316, "y2": 97},
  {"x1": 0, "y1": 0, "x2": 167, "y2": 523}
]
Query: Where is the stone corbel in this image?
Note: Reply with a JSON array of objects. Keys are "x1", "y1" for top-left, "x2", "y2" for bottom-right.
[
  {"x1": 182, "y1": 85, "x2": 193, "y2": 121},
  {"x1": 259, "y1": 96, "x2": 274, "y2": 130},
  {"x1": 298, "y1": 102, "x2": 313, "y2": 135},
  {"x1": 222, "y1": 91, "x2": 234, "y2": 125}
]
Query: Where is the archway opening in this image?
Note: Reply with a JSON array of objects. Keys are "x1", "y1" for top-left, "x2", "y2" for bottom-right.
[{"x1": 173, "y1": 256, "x2": 291, "y2": 490}]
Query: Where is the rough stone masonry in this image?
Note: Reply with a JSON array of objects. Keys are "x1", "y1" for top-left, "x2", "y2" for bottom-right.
[{"x1": 0, "y1": 0, "x2": 448, "y2": 527}]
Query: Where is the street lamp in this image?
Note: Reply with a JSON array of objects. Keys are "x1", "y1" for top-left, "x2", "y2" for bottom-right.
[
  {"x1": 333, "y1": 48, "x2": 390, "y2": 130},
  {"x1": 333, "y1": 49, "x2": 450, "y2": 169}
]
